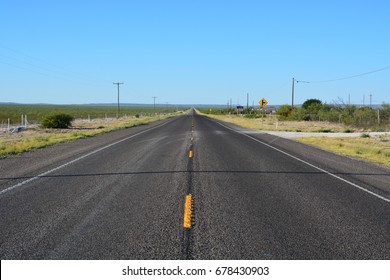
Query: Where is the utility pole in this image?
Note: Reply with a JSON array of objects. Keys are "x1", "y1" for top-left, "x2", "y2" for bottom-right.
[
  {"x1": 152, "y1": 96, "x2": 157, "y2": 114},
  {"x1": 291, "y1": 78, "x2": 309, "y2": 109},
  {"x1": 378, "y1": 109, "x2": 380, "y2": 125},
  {"x1": 113, "y1": 82, "x2": 124, "y2": 118},
  {"x1": 246, "y1": 93, "x2": 249, "y2": 110},
  {"x1": 291, "y1": 78, "x2": 295, "y2": 109}
]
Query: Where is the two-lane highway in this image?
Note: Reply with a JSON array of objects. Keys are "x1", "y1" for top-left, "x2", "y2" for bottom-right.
[{"x1": 0, "y1": 111, "x2": 389, "y2": 259}]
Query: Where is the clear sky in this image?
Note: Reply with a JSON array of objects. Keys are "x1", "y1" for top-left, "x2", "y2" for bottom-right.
[{"x1": 1, "y1": 0, "x2": 389, "y2": 106}]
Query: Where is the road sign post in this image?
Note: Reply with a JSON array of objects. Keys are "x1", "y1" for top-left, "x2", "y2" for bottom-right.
[{"x1": 258, "y1": 98, "x2": 268, "y2": 123}]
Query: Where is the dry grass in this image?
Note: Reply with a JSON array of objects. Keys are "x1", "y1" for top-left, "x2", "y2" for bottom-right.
[
  {"x1": 297, "y1": 134, "x2": 390, "y2": 166},
  {"x1": 206, "y1": 114, "x2": 354, "y2": 132},
  {"x1": 0, "y1": 113, "x2": 180, "y2": 157}
]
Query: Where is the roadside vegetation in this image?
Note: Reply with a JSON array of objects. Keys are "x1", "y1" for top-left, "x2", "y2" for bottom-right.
[
  {"x1": 41, "y1": 114, "x2": 74, "y2": 129},
  {"x1": 199, "y1": 100, "x2": 390, "y2": 131},
  {"x1": 276, "y1": 99, "x2": 390, "y2": 131}
]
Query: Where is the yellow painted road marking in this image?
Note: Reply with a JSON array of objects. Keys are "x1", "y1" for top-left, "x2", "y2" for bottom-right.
[
  {"x1": 183, "y1": 194, "x2": 193, "y2": 228},
  {"x1": 189, "y1": 150, "x2": 193, "y2": 158}
]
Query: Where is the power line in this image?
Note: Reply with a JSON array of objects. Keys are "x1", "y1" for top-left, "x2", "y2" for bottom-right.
[
  {"x1": 292, "y1": 66, "x2": 390, "y2": 107},
  {"x1": 0, "y1": 44, "x2": 109, "y2": 86},
  {"x1": 302, "y1": 65, "x2": 390, "y2": 83}
]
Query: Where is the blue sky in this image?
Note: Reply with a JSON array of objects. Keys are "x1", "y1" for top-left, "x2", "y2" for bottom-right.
[{"x1": 1, "y1": 0, "x2": 389, "y2": 106}]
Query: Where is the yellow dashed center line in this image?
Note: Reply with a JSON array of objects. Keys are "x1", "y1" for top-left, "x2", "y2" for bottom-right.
[
  {"x1": 183, "y1": 194, "x2": 193, "y2": 228},
  {"x1": 183, "y1": 118, "x2": 194, "y2": 228}
]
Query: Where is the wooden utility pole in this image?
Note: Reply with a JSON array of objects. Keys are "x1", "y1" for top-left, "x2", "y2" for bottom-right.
[{"x1": 291, "y1": 78, "x2": 295, "y2": 109}]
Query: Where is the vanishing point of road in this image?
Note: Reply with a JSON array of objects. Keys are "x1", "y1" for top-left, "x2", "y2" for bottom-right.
[{"x1": 0, "y1": 110, "x2": 389, "y2": 259}]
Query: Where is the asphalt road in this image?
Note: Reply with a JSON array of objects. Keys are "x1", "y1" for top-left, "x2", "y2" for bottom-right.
[{"x1": 0, "y1": 110, "x2": 389, "y2": 259}]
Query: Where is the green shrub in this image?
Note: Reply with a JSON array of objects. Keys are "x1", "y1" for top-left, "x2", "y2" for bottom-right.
[
  {"x1": 277, "y1": 105, "x2": 292, "y2": 120},
  {"x1": 41, "y1": 114, "x2": 74, "y2": 129},
  {"x1": 302, "y1": 99, "x2": 322, "y2": 110}
]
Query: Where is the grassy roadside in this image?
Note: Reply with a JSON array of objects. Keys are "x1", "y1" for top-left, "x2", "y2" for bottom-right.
[
  {"x1": 203, "y1": 113, "x2": 390, "y2": 166},
  {"x1": 297, "y1": 135, "x2": 390, "y2": 166},
  {"x1": 0, "y1": 113, "x2": 180, "y2": 157}
]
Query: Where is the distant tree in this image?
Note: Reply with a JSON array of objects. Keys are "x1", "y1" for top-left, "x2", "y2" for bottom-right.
[
  {"x1": 276, "y1": 105, "x2": 292, "y2": 120},
  {"x1": 302, "y1": 99, "x2": 322, "y2": 110},
  {"x1": 41, "y1": 114, "x2": 74, "y2": 129}
]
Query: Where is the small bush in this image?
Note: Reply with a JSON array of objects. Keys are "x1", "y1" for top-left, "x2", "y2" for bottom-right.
[
  {"x1": 360, "y1": 133, "x2": 370, "y2": 138},
  {"x1": 41, "y1": 114, "x2": 74, "y2": 129}
]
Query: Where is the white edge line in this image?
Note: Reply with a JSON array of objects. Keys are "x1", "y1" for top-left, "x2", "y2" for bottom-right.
[
  {"x1": 0, "y1": 119, "x2": 174, "y2": 197},
  {"x1": 214, "y1": 120, "x2": 390, "y2": 204}
]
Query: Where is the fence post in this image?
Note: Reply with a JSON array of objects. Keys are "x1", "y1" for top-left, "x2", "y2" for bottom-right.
[{"x1": 377, "y1": 109, "x2": 380, "y2": 125}]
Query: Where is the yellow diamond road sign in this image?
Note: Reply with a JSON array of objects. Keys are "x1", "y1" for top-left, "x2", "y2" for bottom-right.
[{"x1": 259, "y1": 98, "x2": 268, "y2": 108}]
